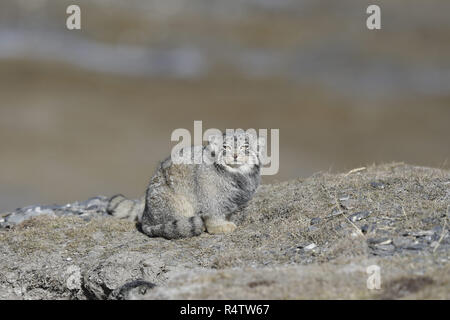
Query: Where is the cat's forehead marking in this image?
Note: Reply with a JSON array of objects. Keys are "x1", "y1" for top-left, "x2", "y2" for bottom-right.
[{"x1": 224, "y1": 134, "x2": 247, "y2": 145}]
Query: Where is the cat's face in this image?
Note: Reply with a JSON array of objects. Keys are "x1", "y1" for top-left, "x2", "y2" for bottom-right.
[{"x1": 208, "y1": 131, "x2": 262, "y2": 173}]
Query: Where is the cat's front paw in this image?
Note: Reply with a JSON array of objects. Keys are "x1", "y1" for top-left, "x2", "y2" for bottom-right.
[{"x1": 206, "y1": 221, "x2": 237, "y2": 234}]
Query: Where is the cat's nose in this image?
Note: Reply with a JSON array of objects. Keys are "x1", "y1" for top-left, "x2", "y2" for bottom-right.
[{"x1": 233, "y1": 153, "x2": 238, "y2": 159}]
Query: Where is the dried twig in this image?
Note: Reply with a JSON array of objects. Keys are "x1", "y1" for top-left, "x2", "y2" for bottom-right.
[{"x1": 344, "y1": 167, "x2": 366, "y2": 177}]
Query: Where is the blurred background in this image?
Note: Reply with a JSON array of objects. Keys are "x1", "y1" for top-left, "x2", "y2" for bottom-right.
[{"x1": 0, "y1": 0, "x2": 449, "y2": 212}]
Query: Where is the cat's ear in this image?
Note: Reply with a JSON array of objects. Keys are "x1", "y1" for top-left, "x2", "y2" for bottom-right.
[
  {"x1": 202, "y1": 134, "x2": 220, "y2": 164},
  {"x1": 256, "y1": 136, "x2": 266, "y2": 155},
  {"x1": 207, "y1": 134, "x2": 221, "y2": 144},
  {"x1": 246, "y1": 131, "x2": 265, "y2": 149},
  {"x1": 257, "y1": 136, "x2": 266, "y2": 148},
  {"x1": 206, "y1": 134, "x2": 223, "y2": 152}
]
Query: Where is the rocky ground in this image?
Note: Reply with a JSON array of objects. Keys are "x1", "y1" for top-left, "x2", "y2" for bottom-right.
[{"x1": 0, "y1": 163, "x2": 449, "y2": 299}]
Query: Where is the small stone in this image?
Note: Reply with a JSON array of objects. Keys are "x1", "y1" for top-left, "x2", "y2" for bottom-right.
[
  {"x1": 371, "y1": 244, "x2": 395, "y2": 255},
  {"x1": 379, "y1": 239, "x2": 392, "y2": 245},
  {"x1": 404, "y1": 242, "x2": 426, "y2": 250},
  {"x1": 348, "y1": 211, "x2": 371, "y2": 222},
  {"x1": 410, "y1": 230, "x2": 435, "y2": 237},
  {"x1": 304, "y1": 243, "x2": 317, "y2": 251},
  {"x1": 66, "y1": 257, "x2": 72, "y2": 261},
  {"x1": 367, "y1": 237, "x2": 391, "y2": 245},
  {"x1": 368, "y1": 238, "x2": 396, "y2": 256},
  {"x1": 370, "y1": 181, "x2": 385, "y2": 189},
  {"x1": 310, "y1": 217, "x2": 321, "y2": 225},
  {"x1": 65, "y1": 265, "x2": 81, "y2": 291},
  {"x1": 327, "y1": 207, "x2": 344, "y2": 218}
]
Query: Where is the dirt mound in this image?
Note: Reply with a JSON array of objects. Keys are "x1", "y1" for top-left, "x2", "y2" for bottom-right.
[{"x1": 0, "y1": 163, "x2": 448, "y2": 299}]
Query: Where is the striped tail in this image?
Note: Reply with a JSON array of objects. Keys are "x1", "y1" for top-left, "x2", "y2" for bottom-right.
[
  {"x1": 107, "y1": 194, "x2": 145, "y2": 222},
  {"x1": 140, "y1": 216, "x2": 204, "y2": 239}
]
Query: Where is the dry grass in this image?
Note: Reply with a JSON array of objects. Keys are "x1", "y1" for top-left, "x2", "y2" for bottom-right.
[{"x1": 0, "y1": 163, "x2": 448, "y2": 299}]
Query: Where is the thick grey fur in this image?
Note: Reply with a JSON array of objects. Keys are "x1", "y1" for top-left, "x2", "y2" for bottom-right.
[{"x1": 107, "y1": 131, "x2": 262, "y2": 239}]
